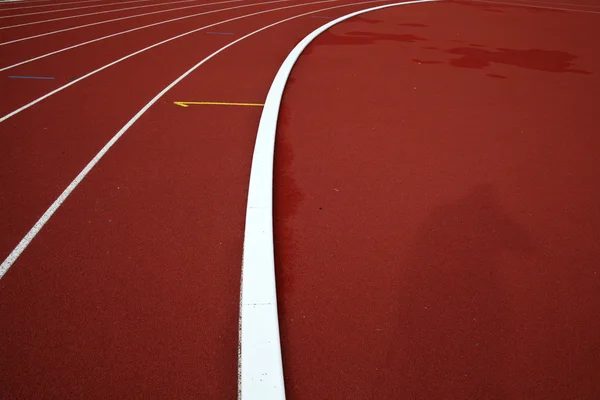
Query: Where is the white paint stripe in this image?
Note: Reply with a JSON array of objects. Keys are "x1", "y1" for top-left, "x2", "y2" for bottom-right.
[
  {"x1": 0, "y1": 0, "x2": 292, "y2": 74},
  {"x1": 0, "y1": 0, "x2": 153, "y2": 18},
  {"x1": 0, "y1": 0, "x2": 244, "y2": 46},
  {"x1": 0, "y1": 0, "x2": 53, "y2": 3},
  {"x1": 471, "y1": 0, "x2": 600, "y2": 13},
  {"x1": 0, "y1": 0, "x2": 211, "y2": 29},
  {"x1": 0, "y1": 0, "x2": 51, "y2": 5},
  {"x1": 0, "y1": 0, "x2": 45, "y2": 4},
  {"x1": 0, "y1": 1, "x2": 360, "y2": 281},
  {"x1": 238, "y1": 1, "x2": 436, "y2": 398},
  {"x1": 0, "y1": 0, "x2": 85, "y2": 4}
]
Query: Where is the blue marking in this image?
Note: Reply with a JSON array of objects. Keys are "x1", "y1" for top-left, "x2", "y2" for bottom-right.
[
  {"x1": 9, "y1": 75, "x2": 54, "y2": 80},
  {"x1": 206, "y1": 31, "x2": 234, "y2": 35}
]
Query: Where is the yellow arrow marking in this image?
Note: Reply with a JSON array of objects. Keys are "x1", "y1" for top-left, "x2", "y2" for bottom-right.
[{"x1": 174, "y1": 101, "x2": 264, "y2": 107}]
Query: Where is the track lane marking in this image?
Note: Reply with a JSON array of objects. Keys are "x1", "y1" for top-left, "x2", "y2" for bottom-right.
[
  {"x1": 0, "y1": 0, "x2": 356, "y2": 123},
  {"x1": 0, "y1": 0, "x2": 131, "y2": 12},
  {"x1": 0, "y1": 0, "x2": 315, "y2": 123},
  {"x1": 0, "y1": 0, "x2": 285, "y2": 70},
  {"x1": 239, "y1": 1, "x2": 437, "y2": 398},
  {"x1": 0, "y1": 0, "x2": 244, "y2": 45},
  {"x1": 0, "y1": 0, "x2": 436, "y2": 400},
  {"x1": 0, "y1": 0, "x2": 115, "y2": 7},
  {"x1": 0, "y1": 0, "x2": 356, "y2": 275},
  {"x1": 0, "y1": 0, "x2": 155, "y2": 18},
  {"x1": 0, "y1": 0, "x2": 221, "y2": 29}
]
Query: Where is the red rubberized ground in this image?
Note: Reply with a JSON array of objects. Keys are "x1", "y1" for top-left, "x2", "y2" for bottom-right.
[
  {"x1": 1, "y1": 0, "x2": 600, "y2": 398},
  {"x1": 275, "y1": 1, "x2": 600, "y2": 399}
]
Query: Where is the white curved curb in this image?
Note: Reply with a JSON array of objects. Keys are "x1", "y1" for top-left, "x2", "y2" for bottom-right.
[{"x1": 238, "y1": 0, "x2": 436, "y2": 399}]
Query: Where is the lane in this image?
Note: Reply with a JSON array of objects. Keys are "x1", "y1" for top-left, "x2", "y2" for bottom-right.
[
  {"x1": 275, "y1": 1, "x2": 600, "y2": 398},
  {"x1": 0, "y1": 0, "x2": 248, "y2": 45},
  {"x1": 0, "y1": 0, "x2": 211, "y2": 28},
  {"x1": 238, "y1": 3, "x2": 436, "y2": 397},
  {"x1": 0, "y1": 1, "x2": 353, "y2": 272},
  {"x1": 0, "y1": 1, "x2": 400, "y2": 398},
  {"x1": 0, "y1": 0, "x2": 154, "y2": 18},
  {"x1": 0, "y1": 0, "x2": 258, "y2": 62},
  {"x1": 0, "y1": 0, "x2": 299, "y2": 116},
  {"x1": 0, "y1": 0, "x2": 120, "y2": 11}
]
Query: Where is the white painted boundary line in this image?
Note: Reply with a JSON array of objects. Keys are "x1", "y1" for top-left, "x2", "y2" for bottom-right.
[
  {"x1": 0, "y1": 0, "x2": 153, "y2": 18},
  {"x1": 238, "y1": 1, "x2": 436, "y2": 398},
  {"x1": 0, "y1": 0, "x2": 87, "y2": 5},
  {"x1": 0, "y1": 0, "x2": 244, "y2": 46},
  {"x1": 0, "y1": 0, "x2": 209, "y2": 29},
  {"x1": 0, "y1": 0, "x2": 355, "y2": 278}
]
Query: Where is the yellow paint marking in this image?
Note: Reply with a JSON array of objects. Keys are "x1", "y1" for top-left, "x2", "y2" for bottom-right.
[{"x1": 174, "y1": 101, "x2": 264, "y2": 107}]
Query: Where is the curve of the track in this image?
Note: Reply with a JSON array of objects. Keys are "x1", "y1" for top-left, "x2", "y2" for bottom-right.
[
  {"x1": 0, "y1": 0, "x2": 202, "y2": 26},
  {"x1": 0, "y1": 0, "x2": 349, "y2": 272},
  {"x1": 0, "y1": 0, "x2": 291, "y2": 70},
  {"x1": 0, "y1": 0, "x2": 407, "y2": 398},
  {"x1": 0, "y1": 0, "x2": 247, "y2": 44}
]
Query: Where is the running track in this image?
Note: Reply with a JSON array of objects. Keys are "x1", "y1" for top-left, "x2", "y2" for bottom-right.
[{"x1": 1, "y1": 0, "x2": 599, "y2": 398}]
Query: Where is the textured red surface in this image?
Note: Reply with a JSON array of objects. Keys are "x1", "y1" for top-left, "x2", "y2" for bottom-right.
[
  {"x1": 3, "y1": 0, "x2": 600, "y2": 398},
  {"x1": 275, "y1": 1, "x2": 600, "y2": 399},
  {"x1": 0, "y1": 1, "x2": 400, "y2": 398},
  {"x1": 0, "y1": 0, "x2": 279, "y2": 61},
  {"x1": 0, "y1": 0, "x2": 202, "y2": 25}
]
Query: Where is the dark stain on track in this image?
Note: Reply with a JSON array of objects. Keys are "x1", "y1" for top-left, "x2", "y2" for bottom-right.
[
  {"x1": 305, "y1": 31, "x2": 427, "y2": 55},
  {"x1": 273, "y1": 101, "x2": 304, "y2": 305},
  {"x1": 450, "y1": 0, "x2": 567, "y2": 13},
  {"x1": 351, "y1": 16, "x2": 383, "y2": 24},
  {"x1": 447, "y1": 47, "x2": 591, "y2": 74},
  {"x1": 413, "y1": 58, "x2": 444, "y2": 64}
]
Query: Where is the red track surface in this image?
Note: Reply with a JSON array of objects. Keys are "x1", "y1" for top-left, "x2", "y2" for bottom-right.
[
  {"x1": 1, "y1": 0, "x2": 599, "y2": 398},
  {"x1": 275, "y1": 1, "x2": 600, "y2": 398}
]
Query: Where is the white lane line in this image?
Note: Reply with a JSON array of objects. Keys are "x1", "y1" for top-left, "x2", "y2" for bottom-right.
[
  {"x1": 0, "y1": 0, "x2": 153, "y2": 18},
  {"x1": 0, "y1": 3, "x2": 359, "y2": 280},
  {"x1": 0, "y1": 0, "x2": 88, "y2": 5},
  {"x1": 238, "y1": 1, "x2": 435, "y2": 398},
  {"x1": 0, "y1": 0, "x2": 244, "y2": 46},
  {"x1": 0, "y1": 0, "x2": 212, "y2": 29},
  {"x1": 0, "y1": 0, "x2": 292, "y2": 74},
  {"x1": 471, "y1": 0, "x2": 600, "y2": 13},
  {"x1": 0, "y1": 0, "x2": 51, "y2": 5}
]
